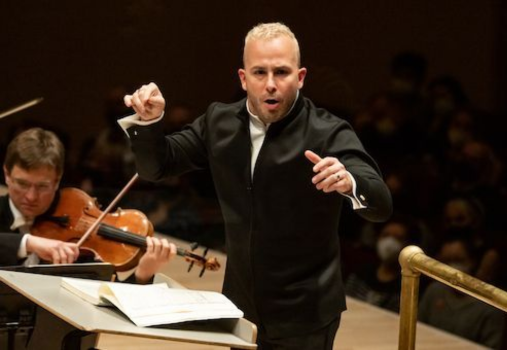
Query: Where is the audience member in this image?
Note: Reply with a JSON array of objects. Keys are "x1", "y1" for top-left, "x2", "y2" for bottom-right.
[
  {"x1": 345, "y1": 214, "x2": 418, "y2": 312},
  {"x1": 419, "y1": 237, "x2": 505, "y2": 349},
  {"x1": 353, "y1": 51, "x2": 428, "y2": 168},
  {"x1": 445, "y1": 140, "x2": 505, "y2": 230},
  {"x1": 424, "y1": 75, "x2": 470, "y2": 138},
  {"x1": 437, "y1": 196, "x2": 501, "y2": 285},
  {"x1": 388, "y1": 51, "x2": 427, "y2": 101}
]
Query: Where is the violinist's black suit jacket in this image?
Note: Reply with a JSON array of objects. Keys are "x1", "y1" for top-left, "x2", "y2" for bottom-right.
[
  {"x1": 0, "y1": 192, "x2": 61, "y2": 267},
  {"x1": 127, "y1": 95, "x2": 393, "y2": 338},
  {"x1": 0, "y1": 195, "x2": 24, "y2": 266}
]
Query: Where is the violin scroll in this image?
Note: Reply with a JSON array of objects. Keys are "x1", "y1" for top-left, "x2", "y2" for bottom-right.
[{"x1": 178, "y1": 243, "x2": 221, "y2": 277}]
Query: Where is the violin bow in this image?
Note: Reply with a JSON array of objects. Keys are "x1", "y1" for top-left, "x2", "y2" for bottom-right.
[
  {"x1": 76, "y1": 173, "x2": 139, "y2": 246},
  {"x1": 0, "y1": 98, "x2": 44, "y2": 120}
]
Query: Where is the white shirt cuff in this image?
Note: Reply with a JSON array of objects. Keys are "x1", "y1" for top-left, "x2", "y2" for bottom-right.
[
  {"x1": 17, "y1": 234, "x2": 30, "y2": 259},
  {"x1": 116, "y1": 268, "x2": 136, "y2": 282},
  {"x1": 117, "y1": 112, "x2": 164, "y2": 136},
  {"x1": 344, "y1": 171, "x2": 367, "y2": 210}
]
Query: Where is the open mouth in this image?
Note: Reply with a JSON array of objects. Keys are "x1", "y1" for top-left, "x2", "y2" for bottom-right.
[{"x1": 264, "y1": 99, "x2": 280, "y2": 110}]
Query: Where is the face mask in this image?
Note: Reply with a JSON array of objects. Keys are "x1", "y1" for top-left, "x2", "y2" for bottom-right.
[
  {"x1": 390, "y1": 79, "x2": 416, "y2": 95},
  {"x1": 433, "y1": 98, "x2": 455, "y2": 115},
  {"x1": 447, "y1": 129, "x2": 468, "y2": 147},
  {"x1": 377, "y1": 236, "x2": 403, "y2": 262},
  {"x1": 376, "y1": 117, "x2": 397, "y2": 136}
]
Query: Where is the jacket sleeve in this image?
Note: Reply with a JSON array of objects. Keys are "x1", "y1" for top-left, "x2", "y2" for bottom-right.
[
  {"x1": 325, "y1": 119, "x2": 392, "y2": 222},
  {"x1": 126, "y1": 115, "x2": 209, "y2": 182},
  {"x1": 0, "y1": 233, "x2": 23, "y2": 266},
  {"x1": 351, "y1": 173, "x2": 393, "y2": 222}
]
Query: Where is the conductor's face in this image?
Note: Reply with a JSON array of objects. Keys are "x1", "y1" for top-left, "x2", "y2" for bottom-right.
[
  {"x1": 239, "y1": 36, "x2": 307, "y2": 124},
  {"x1": 4, "y1": 165, "x2": 59, "y2": 220}
]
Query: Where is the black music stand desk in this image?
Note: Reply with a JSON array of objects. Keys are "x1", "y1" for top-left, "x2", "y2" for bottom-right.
[{"x1": 0, "y1": 270, "x2": 257, "y2": 350}]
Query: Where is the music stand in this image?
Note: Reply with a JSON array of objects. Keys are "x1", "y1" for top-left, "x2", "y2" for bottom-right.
[
  {"x1": 0, "y1": 263, "x2": 114, "y2": 350},
  {"x1": 0, "y1": 270, "x2": 257, "y2": 350}
]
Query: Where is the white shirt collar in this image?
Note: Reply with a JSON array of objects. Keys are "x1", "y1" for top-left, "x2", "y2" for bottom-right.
[
  {"x1": 9, "y1": 198, "x2": 32, "y2": 231},
  {"x1": 245, "y1": 91, "x2": 300, "y2": 180}
]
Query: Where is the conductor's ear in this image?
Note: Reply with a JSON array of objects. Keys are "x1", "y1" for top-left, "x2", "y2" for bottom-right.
[
  {"x1": 298, "y1": 67, "x2": 307, "y2": 89},
  {"x1": 238, "y1": 69, "x2": 247, "y2": 91}
]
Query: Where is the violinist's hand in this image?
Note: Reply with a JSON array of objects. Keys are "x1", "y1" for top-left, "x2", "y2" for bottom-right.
[
  {"x1": 135, "y1": 236, "x2": 176, "y2": 284},
  {"x1": 305, "y1": 150, "x2": 353, "y2": 195},
  {"x1": 26, "y1": 235, "x2": 80, "y2": 264},
  {"x1": 124, "y1": 82, "x2": 166, "y2": 121}
]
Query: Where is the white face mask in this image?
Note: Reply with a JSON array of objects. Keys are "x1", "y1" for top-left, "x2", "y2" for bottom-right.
[
  {"x1": 433, "y1": 98, "x2": 455, "y2": 115},
  {"x1": 376, "y1": 117, "x2": 397, "y2": 136},
  {"x1": 377, "y1": 236, "x2": 403, "y2": 262},
  {"x1": 390, "y1": 78, "x2": 416, "y2": 95},
  {"x1": 447, "y1": 128, "x2": 469, "y2": 147}
]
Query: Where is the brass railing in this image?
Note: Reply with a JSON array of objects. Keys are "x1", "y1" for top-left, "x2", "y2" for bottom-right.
[{"x1": 398, "y1": 245, "x2": 507, "y2": 350}]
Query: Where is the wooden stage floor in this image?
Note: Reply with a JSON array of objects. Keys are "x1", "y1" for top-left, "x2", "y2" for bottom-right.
[{"x1": 97, "y1": 235, "x2": 487, "y2": 349}]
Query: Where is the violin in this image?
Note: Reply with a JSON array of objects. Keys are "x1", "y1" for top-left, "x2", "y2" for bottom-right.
[{"x1": 31, "y1": 187, "x2": 220, "y2": 275}]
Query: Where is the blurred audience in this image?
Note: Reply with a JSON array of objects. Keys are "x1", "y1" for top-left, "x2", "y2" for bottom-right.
[
  {"x1": 343, "y1": 50, "x2": 507, "y2": 346},
  {"x1": 437, "y1": 196, "x2": 501, "y2": 285},
  {"x1": 77, "y1": 86, "x2": 136, "y2": 203},
  {"x1": 419, "y1": 237, "x2": 505, "y2": 349},
  {"x1": 424, "y1": 75, "x2": 470, "y2": 144},
  {"x1": 353, "y1": 51, "x2": 428, "y2": 169},
  {"x1": 345, "y1": 214, "x2": 419, "y2": 312}
]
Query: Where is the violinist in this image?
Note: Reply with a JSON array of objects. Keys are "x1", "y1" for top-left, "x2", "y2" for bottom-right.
[{"x1": 0, "y1": 127, "x2": 176, "y2": 284}]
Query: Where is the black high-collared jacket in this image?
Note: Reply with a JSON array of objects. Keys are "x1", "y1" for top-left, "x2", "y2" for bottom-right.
[{"x1": 127, "y1": 94, "x2": 392, "y2": 338}]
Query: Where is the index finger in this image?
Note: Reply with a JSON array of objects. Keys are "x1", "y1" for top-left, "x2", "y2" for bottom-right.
[
  {"x1": 169, "y1": 243, "x2": 177, "y2": 258},
  {"x1": 124, "y1": 94, "x2": 133, "y2": 107},
  {"x1": 70, "y1": 244, "x2": 80, "y2": 259},
  {"x1": 304, "y1": 150, "x2": 322, "y2": 165},
  {"x1": 305, "y1": 150, "x2": 334, "y2": 173},
  {"x1": 145, "y1": 236, "x2": 154, "y2": 251}
]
